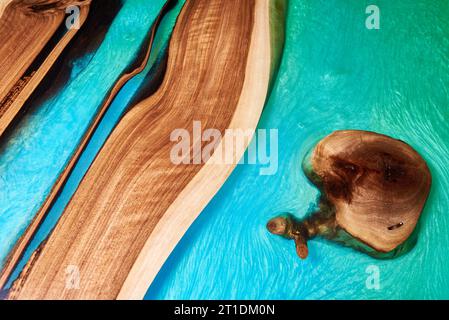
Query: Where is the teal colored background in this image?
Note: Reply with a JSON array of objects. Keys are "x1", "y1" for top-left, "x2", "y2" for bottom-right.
[
  {"x1": 1, "y1": 0, "x2": 448, "y2": 300},
  {"x1": 146, "y1": 0, "x2": 449, "y2": 299}
]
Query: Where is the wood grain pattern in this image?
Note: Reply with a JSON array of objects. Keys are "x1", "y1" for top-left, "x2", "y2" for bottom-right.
[
  {"x1": 0, "y1": 0, "x2": 168, "y2": 290},
  {"x1": 311, "y1": 130, "x2": 432, "y2": 252},
  {"x1": 0, "y1": 0, "x2": 91, "y2": 136},
  {"x1": 8, "y1": 0, "x2": 275, "y2": 300},
  {"x1": 267, "y1": 130, "x2": 431, "y2": 259}
]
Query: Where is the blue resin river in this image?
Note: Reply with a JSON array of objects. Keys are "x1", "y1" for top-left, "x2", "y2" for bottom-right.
[
  {"x1": 2, "y1": 0, "x2": 185, "y2": 288},
  {"x1": 0, "y1": 0, "x2": 168, "y2": 268},
  {"x1": 2, "y1": 0, "x2": 449, "y2": 299}
]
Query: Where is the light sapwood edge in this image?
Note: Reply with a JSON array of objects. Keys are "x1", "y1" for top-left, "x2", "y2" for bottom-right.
[
  {"x1": 0, "y1": 0, "x2": 14, "y2": 20},
  {"x1": 117, "y1": 0, "x2": 272, "y2": 300}
]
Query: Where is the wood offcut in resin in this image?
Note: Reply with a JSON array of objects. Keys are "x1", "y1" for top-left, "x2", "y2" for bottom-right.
[
  {"x1": 8, "y1": 0, "x2": 284, "y2": 300},
  {"x1": 268, "y1": 130, "x2": 432, "y2": 259}
]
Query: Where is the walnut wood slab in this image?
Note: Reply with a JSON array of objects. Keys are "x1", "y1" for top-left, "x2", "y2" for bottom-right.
[
  {"x1": 0, "y1": 0, "x2": 91, "y2": 136},
  {"x1": 311, "y1": 130, "x2": 432, "y2": 252},
  {"x1": 0, "y1": 0, "x2": 169, "y2": 290},
  {"x1": 8, "y1": 0, "x2": 279, "y2": 300}
]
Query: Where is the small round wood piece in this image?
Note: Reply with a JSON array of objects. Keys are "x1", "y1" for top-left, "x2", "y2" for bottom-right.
[{"x1": 311, "y1": 130, "x2": 432, "y2": 252}]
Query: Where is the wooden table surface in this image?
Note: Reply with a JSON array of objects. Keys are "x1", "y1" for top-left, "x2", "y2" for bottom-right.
[{"x1": 7, "y1": 0, "x2": 277, "y2": 300}]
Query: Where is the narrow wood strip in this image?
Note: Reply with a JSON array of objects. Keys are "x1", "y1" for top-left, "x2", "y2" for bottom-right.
[
  {"x1": 9, "y1": 0, "x2": 274, "y2": 300},
  {"x1": 0, "y1": 0, "x2": 174, "y2": 289},
  {"x1": 0, "y1": 3, "x2": 90, "y2": 137},
  {"x1": 0, "y1": 0, "x2": 89, "y2": 134}
]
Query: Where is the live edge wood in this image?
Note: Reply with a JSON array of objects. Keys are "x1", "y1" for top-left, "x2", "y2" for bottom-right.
[
  {"x1": 0, "y1": 0, "x2": 171, "y2": 289},
  {"x1": 8, "y1": 0, "x2": 276, "y2": 299},
  {"x1": 0, "y1": 0, "x2": 91, "y2": 137}
]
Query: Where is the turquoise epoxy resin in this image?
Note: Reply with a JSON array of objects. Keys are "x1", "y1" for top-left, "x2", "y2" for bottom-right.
[
  {"x1": 0, "y1": 0, "x2": 168, "y2": 268},
  {"x1": 147, "y1": 0, "x2": 449, "y2": 299}
]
